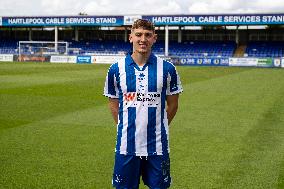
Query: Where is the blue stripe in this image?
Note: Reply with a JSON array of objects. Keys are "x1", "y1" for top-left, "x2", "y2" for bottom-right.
[
  {"x1": 115, "y1": 66, "x2": 123, "y2": 153},
  {"x1": 125, "y1": 60, "x2": 136, "y2": 154},
  {"x1": 160, "y1": 94, "x2": 168, "y2": 153},
  {"x1": 147, "y1": 57, "x2": 158, "y2": 154},
  {"x1": 127, "y1": 107, "x2": 136, "y2": 153},
  {"x1": 147, "y1": 107, "x2": 157, "y2": 154},
  {"x1": 148, "y1": 57, "x2": 157, "y2": 92},
  {"x1": 161, "y1": 61, "x2": 169, "y2": 153},
  {"x1": 125, "y1": 63, "x2": 136, "y2": 92},
  {"x1": 107, "y1": 63, "x2": 119, "y2": 96}
]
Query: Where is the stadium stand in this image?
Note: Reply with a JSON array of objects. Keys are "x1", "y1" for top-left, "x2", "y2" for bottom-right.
[
  {"x1": 68, "y1": 40, "x2": 131, "y2": 55},
  {"x1": 245, "y1": 41, "x2": 284, "y2": 58},
  {"x1": 0, "y1": 39, "x2": 18, "y2": 54},
  {"x1": 68, "y1": 40, "x2": 236, "y2": 58},
  {"x1": 0, "y1": 29, "x2": 283, "y2": 58},
  {"x1": 2, "y1": 38, "x2": 284, "y2": 58}
]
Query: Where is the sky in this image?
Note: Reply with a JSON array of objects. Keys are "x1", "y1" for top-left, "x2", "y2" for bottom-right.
[{"x1": 1, "y1": 0, "x2": 284, "y2": 16}]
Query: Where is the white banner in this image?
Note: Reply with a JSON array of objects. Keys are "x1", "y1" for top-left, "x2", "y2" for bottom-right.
[
  {"x1": 93, "y1": 55, "x2": 125, "y2": 64},
  {"x1": 274, "y1": 58, "x2": 281, "y2": 67},
  {"x1": 282, "y1": 58, "x2": 284, "y2": 68},
  {"x1": 229, "y1": 58, "x2": 258, "y2": 67},
  {"x1": 124, "y1": 15, "x2": 142, "y2": 25},
  {"x1": 50, "y1": 55, "x2": 77, "y2": 63},
  {"x1": 0, "y1": 54, "x2": 13, "y2": 62}
]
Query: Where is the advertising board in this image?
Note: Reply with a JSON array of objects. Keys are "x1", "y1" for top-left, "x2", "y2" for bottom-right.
[
  {"x1": 50, "y1": 56, "x2": 77, "y2": 63},
  {"x1": 0, "y1": 54, "x2": 13, "y2": 62}
]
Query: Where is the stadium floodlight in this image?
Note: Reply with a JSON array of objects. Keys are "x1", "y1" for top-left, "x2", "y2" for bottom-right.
[{"x1": 18, "y1": 41, "x2": 69, "y2": 62}]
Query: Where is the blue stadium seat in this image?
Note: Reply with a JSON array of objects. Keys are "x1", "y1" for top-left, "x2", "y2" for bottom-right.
[{"x1": 246, "y1": 41, "x2": 284, "y2": 58}]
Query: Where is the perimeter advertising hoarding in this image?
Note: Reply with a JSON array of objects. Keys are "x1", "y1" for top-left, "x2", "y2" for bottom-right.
[
  {"x1": 50, "y1": 56, "x2": 77, "y2": 63},
  {"x1": 256, "y1": 58, "x2": 274, "y2": 67},
  {"x1": 273, "y1": 58, "x2": 281, "y2": 67},
  {"x1": 229, "y1": 58, "x2": 274, "y2": 67},
  {"x1": 17, "y1": 55, "x2": 49, "y2": 62},
  {"x1": 0, "y1": 54, "x2": 13, "y2": 62},
  {"x1": 76, "y1": 56, "x2": 95, "y2": 64},
  {"x1": 173, "y1": 57, "x2": 229, "y2": 66},
  {"x1": 1, "y1": 16, "x2": 124, "y2": 26},
  {"x1": 93, "y1": 55, "x2": 125, "y2": 64},
  {"x1": 282, "y1": 58, "x2": 284, "y2": 68},
  {"x1": 36, "y1": 55, "x2": 123, "y2": 64},
  {"x1": 229, "y1": 58, "x2": 258, "y2": 67}
]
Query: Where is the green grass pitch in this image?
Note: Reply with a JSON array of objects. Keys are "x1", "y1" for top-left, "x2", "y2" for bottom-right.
[{"x1": 0, "y1": 62, "x2": 284, "y2": 188}]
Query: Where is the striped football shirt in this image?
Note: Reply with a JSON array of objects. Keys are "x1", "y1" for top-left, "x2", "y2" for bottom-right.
[{"x1": 104, "y1": 53, "x2": 183, "y2": 156}]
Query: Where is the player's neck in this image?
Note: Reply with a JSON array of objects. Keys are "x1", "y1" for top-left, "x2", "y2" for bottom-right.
[{"x1": 131, "y1": 51, "x2": 151, "y2": 67}]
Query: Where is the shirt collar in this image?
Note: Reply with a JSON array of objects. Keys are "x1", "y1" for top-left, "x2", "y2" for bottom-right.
[{"x1": 126, "y1": 52, "x2": 156, "y2": 66}]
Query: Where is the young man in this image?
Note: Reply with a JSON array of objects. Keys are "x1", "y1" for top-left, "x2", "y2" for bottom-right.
[{"x1": 104, "y1": 19, "x2": 183, "y2": 189}]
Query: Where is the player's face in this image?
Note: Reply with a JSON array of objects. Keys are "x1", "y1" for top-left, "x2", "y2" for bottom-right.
[{"x1": 129, "y1": 28, "x2": 157, "y2": 54}]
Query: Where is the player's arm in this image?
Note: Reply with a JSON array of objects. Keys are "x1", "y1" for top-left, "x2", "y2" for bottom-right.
[
  {"x1": 166, "y1": 94, "x2": 179, "y2": 125},
  {"x1": 108, "y1": 98, "x2": 119, "y2": 124}
]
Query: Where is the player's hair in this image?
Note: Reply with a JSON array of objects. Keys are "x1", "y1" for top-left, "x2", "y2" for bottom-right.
[{"x1": 131, "y1": 19, "x2": 155, "y2": 32}]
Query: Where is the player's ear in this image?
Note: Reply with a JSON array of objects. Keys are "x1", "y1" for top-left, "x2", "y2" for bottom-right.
[
  {"x1": 153, "y1": 33, "x2": 157, "y2": 43},
  {"x1": 129, "y1": 34, "x2": 133, "y2": 43}
]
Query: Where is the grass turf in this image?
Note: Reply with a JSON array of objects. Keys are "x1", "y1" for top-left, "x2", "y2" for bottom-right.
[{"x1": 0, "y1": 62, "x2": 284, "y2": 188}]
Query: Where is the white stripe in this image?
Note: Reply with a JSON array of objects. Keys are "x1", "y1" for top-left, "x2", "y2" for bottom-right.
[
  {"x1": 134, "y1": 67, "x2": 148, "y2": 155},
  {"x1": 167, "y1": 63, "x2": 183, "y2": 95},
  {"x1": 113, "y1": 74, "x2": 119, "y2": 97},
  {"x1": 103, "y1": 71, "x2": 109, "y2": 96},
  {"x1": 166, "y1": 72, "x2": 172, "y2": 95},
  {"x1": 103, "y1": 64, "x2": 119, "y2": 98},
  {"x1": 117, "y1": 59, "x2": 128, "y2": 154},
  {"x1": 176, "y1": 71, "x2": 183, "y2": 93},
  {"x1": 135, "y1": 107, "x2": 148, "y2": 155}
]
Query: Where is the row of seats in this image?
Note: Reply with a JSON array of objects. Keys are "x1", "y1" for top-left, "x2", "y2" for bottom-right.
[
  {"x1": 1, "y1": 39, "x2": 284, "y2": 58},
  {"x1": 0, "y1": 39, "x2": 18, "y2": 54},
  {"x1": 245, "y1": 41, "x2": 284, "y2": 58},
  {"x1": 67, "y1": 40, "x2": 236, "y2": 58}
]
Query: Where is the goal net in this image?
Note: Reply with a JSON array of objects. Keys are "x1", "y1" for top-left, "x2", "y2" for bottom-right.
[{"x1": 18, "y1": 41, "x2": 68, "y2": 62}]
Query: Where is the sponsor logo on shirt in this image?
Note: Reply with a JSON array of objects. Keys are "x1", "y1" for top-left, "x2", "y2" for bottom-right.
[
  {"x1": 124, "y1": 92, "x2": 136, "y2": 102},
  {"x1": 123, "y1": 92, "x2": 161, "y2": 106},
  {"x1": 137, "y1": 93, "x2": 160, "y2": 102}
]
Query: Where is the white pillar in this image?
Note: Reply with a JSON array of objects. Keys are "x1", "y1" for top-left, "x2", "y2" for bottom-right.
[
  {"x1": 75, "y1": 27, "x2": 79, "y2": 41},
  {"x1": 178, "y1": 26, "x2": 182, "y2": 43},
  {"x1": 55, "y1": 26, "x2": 58, "y2": 53},
  {"x1": 236, "y1": 25, "x2": 239, "y2": 46},
  {"x1": 29, "y1": 28, "x2": 32, "y2": 41},
  {"x1": 165, "y1": 25, "x2": 169, "y2": 56}
]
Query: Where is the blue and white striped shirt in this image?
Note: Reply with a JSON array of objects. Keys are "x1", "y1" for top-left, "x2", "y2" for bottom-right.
[{"x1": 104, "y1": 53, "x2": 183, "y2": 156}]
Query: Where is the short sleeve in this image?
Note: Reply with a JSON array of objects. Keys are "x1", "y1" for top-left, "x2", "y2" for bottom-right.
[
  {"x1": 166, "y1": 63, "x2": 183, "y2": 95},
  {"x1": 103, "y1": 63, "x2": 119, "y2": 98}
]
